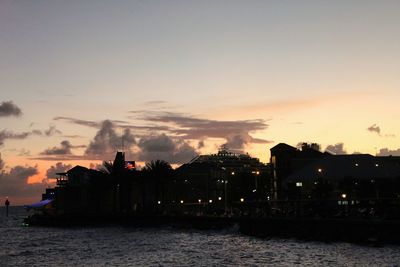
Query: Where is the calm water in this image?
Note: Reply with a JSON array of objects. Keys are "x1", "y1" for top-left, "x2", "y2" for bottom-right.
[{"x1": 1, "y1": 207, "x2": 400, "y2": 267}]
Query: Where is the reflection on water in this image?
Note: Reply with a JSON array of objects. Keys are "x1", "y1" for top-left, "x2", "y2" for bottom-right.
[{"x1": 1, "y1": 207, "x2": 400, "y2": 266}]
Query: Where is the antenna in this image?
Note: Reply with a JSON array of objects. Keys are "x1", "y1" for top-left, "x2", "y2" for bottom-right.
[{"x1": 121, "y1": 131, "x2": 125, "y2": 152}]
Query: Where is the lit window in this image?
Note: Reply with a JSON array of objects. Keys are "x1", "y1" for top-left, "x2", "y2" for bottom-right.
[{"x1": 296, "y1": 182, "x2": 302, "y2": 187}]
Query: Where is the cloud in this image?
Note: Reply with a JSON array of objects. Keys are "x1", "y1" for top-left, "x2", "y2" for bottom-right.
[
  {"x1": 46, "y1": 162, "x2": 73, "y2": 178},
  {"x1": 0, "y1": 154, "x2": 4, "y2": 170},
  {"x1": 0, "y1": 101, "x2": 22, "y2": 117},
  {"x1": 54, "y1": 116, "x2": 100, "y2": 128},
  {"x1": 367, "y1": 124, "x2": 381, "y2": 135},
  {"x1": 0, "y1": 163, "x2": 48, "y2": 202},
  {"x1": 54, "y1": 116, "x2": 169, "y2": 135},
  {"x1": 137, "y1": 134, "x2": 198, "y2": 164},
  {"x1": 40, "y1": 140, "x2": 73, "y2": 155},
  {"x1": 366, "y1": 124, "x2": 396, "y2": 138},
  {"x1": 0, "y1": 130, "x2": 31, "y2": 146},
  {"x1": 44, "y1": 125, "x2": 62, "y2": 136},
  {"x1": 136, "y1": 112, "x2": 272, "y2": 146},
  {"x1": 85, "y1": 120, "x2": 136, "y2": 157},
  {"x1": 0, "y1": 124, "x2": 63, "y2": 147},
  {"x1": 325, "y1": 143, "x2": 347, "y2": 155},
  {"x1": 377, "y1": 148, "x2": 400, "y2": 156}
]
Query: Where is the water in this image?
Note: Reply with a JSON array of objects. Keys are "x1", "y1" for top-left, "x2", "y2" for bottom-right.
[{"x1": 1, "y1": 207, "x2": 400, "y2": 266}]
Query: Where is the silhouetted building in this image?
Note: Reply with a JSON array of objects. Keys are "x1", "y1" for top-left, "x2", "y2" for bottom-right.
[
  {"x1": 285, "y1": 154, "x2": 400, "y2": 217},
  {"x1": 270, "y1": 143, "x2": 326, "y2": 200},
  {"x1": 173, "y1": 148, "x2": 270, "y2": 215}
]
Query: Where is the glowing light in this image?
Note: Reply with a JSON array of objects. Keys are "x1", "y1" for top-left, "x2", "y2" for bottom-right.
[
  {"x1": 157, "y1": 201, "x2": 161, "y2": 204},
  {"x1": 180, "y1": 200, "x2": 184, "y2": 204},
  {"x1": 209, "y1": 199, "x2": 213, "y2": 203},
  {"x1": 341, "y1": 193, "x2": 347, "y2": 199},
  {"x1": 198, "y1": 199, "x2": 202, "y2": 203},
  {"x1": 317, "y1": 168, "x2": 322, "y2": 173},
  {"x1": 240, "y1": 198, "x2": 244, "y2": 202},
  {"x1": 231, "y1": 171, "x2": 235, "y2": 175},
  {"x1": 218, "y1": 197, "x2": 222, "y2": 201},
  {"x1": 296, "y1": 182, "x2": 302, "y2": 187}
]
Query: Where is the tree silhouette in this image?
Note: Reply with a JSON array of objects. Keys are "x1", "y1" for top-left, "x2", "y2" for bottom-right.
[
  {"x1": 142, "y1": 160, "x2": 173, "y2": 212},
  {"x1": 142, "y1": 160, "x2": 173, "y2": 176},
  {"x1": 98, "y1": 160, "x2": 114, "y2": 175}
]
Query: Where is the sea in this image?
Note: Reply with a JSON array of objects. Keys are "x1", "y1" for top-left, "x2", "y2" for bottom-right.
[{"x1": 1, "y1": 207, "x2": 400, "y2": 267}]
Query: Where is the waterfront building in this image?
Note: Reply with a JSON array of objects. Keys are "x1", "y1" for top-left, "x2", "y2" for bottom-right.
[
  {"x1": 173, "y1": 147, "x2": 270, "y2": 215},
  {"x1": 270, "y1": 143, "x2": 326, "y2": 201}
]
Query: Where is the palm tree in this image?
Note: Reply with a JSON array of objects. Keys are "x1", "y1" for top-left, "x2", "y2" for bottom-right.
[
  {"x1": 98, "y1": 160, "x2": 114, "y2": 175},
  {"x1": 142, "y1": 160, "x2": 173, "y2": 176},
  {"x1": 142, "y1": 160, "x2": 173, "y2": 212}
]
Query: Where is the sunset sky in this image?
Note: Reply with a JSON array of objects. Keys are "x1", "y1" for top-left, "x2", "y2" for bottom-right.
[{"x1": 1, "y1": 0, "x2": 400, "y2": 204}]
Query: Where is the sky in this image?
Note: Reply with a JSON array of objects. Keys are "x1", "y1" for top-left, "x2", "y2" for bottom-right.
[{"x1": 1, "y1": 0, "x2": 400, "y2": 205}]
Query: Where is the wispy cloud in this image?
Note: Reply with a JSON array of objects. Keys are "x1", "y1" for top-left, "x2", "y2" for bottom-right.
[
  {"x1": 0, "y1": 130, "x2": 31, "y2": 146},
  {"x1": 40, "y1": 140, "x2": 86, "y2": 156},
  {"x1": 53, "y1": 117, "x2": 101, "y2": 128},
  {"x1": 136, "y1": 112, "x2": 272, "y2": 151}
]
